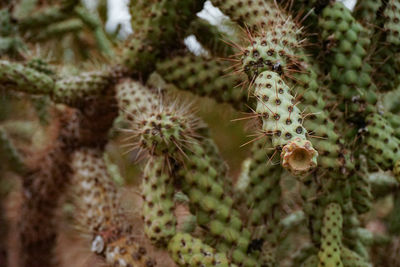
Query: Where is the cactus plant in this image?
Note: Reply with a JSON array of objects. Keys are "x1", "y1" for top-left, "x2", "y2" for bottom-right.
[{"x1": 2, "y1": 1, "x2": 400, "y2": 267}]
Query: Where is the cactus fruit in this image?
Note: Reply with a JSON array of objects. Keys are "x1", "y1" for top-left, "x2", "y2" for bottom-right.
[
  {"x1": 142, "y1": 156, "x2": 177, "y2": 246},
  {"x1": 116, "y1": 80, "x2": 198, "y2": 158},
  {"x1": 318, "y1": 203, "x2": 343, "y2": 267},
  {"x1": 230, "y1": 0, "x2": 347, "y2": 173},
  {"x1": 135, "y1": 107, "x2": 199, "y2": 157},
  {"x1": 253, "y1": 71, "x2": 317, "y2": 174},
  {"x1": 156, "y1": 55, "x2": 248, "y2": 110},
  {"x1": 168, "y1": 232, "x2": 232, "y2": 267}
]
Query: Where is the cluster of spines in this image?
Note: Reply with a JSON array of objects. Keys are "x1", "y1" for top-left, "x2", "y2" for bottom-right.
[{"x1": 240, "y1": 31, "x2": 300, "y2": 80}]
